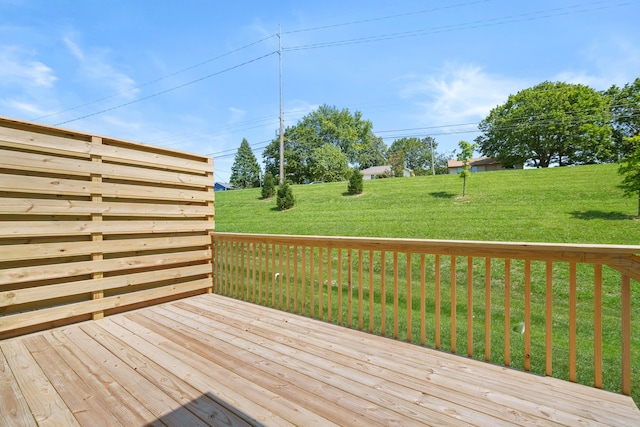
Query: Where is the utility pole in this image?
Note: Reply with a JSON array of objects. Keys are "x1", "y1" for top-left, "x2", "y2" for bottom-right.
[
  {"x1": 430, "y1": 137, "x2": 435, "y2": 175},
  {"x1": 278, "y1": 26, "x2": 285, "y2": 185}
]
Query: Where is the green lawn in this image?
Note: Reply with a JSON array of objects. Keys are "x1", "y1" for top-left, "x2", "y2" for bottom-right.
[{"x1": 215, "y1": 164, "x2": 639, "y2": 245}]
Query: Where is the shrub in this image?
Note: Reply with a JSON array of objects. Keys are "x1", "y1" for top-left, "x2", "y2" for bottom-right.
[
  {"x1": 261, "y1": 172, "x2": 275, "y2": 199},
  {"x1": 276, "y1": 181, "x2": 295, "y2": 210},
  {"x1": 347, "y1": 168, "x2": 364, "y2": 195}
]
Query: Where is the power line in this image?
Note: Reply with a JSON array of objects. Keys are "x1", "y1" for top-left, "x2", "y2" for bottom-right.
[
  {"x1": 284, "y1": 1, "x2": 630, "y2": 51},
  {"x1": 282, "y1": 0, "x2": 491, "y2": 34},
  {"x1": 34, "y1": 34, "x2": 277, "y2": 122},
  {"x1": 54, "y1": 51, "x2": 278, "y2": 126}
]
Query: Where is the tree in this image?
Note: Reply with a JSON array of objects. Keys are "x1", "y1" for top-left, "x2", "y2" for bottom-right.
[
  {"x1": 476, "y1": 81, "x2": 612, "y2": 168},
  {"x1": 606, "y1": 78, "x2": 640, "y2": 159},
  {"x1": 310, "y1": 144, "x2": 350, "y2": 182},
  {"x1": 388, "y1": 151, "x2": 405, "y2": 177},
  {"x1": 230, "y1": 138, "x2": 261, "y2": 188},
  {"x1": 457, "y1": 140, "x2": 476, "y2": 197},
  {"x1": 347, "y1": 168, "x2": 363, "y2": 195},
  {"x1": 433, "y1": 150, "x2": 454, "y2": 175},
  {"x1": 352, "y1": 136, "x2": 387, "y2": 169},
  {"x1": 276, "y1": 181, "x2": 295, "y2": 211},
  {"x1": 388, "y1": 137, "x2": 437, "y2": 175},
  {"x1": 261, "y1": 172, "x2": 275, "y2": 199},
  {"x1": 618, "y1": 135, "x2": 640, "y2": 217},
  {"x1": 263, "y1": 105, "x2": 384, "y2": 183}
]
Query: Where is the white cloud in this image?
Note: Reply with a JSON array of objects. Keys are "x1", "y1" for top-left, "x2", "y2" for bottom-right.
[
  {"x1": 400, "y1": 63, "x2": 525, "y2": 125},
  {"x1": 0, "y1": 46, "x2": 57, "y2": 88},
  {"x1": 228, "y1": 107, "x2": 246, "y2": 123},
  {"x1": 63, "y1": 37, "x2": 84, "y2": 60},
  {"x1": 555, "y1": 35, "x2": 640, "y2": 90},
  {"x1": 63, "y1": 35, "x2": 139, "y2": 98},
  {"x1": 4, "y1": 99, "x2": 51, "y2": 115}
]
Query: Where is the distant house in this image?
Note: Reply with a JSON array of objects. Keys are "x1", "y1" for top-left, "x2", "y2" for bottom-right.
[
  {"x1": 214, "y1": 182, "x2": 235, "y2": 192},
  {"x1": 446, "y1": 157, "x2": 523, "y2": 174},
  {"x1": 360, "y1": 165, "x2": 412, "y2": 180}
]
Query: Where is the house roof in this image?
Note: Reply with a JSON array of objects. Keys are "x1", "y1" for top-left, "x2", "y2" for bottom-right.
[
  {"x1": 214, "y1": 182, "x2": 234, "y2": 189},
  {"x1": 447, "y1": 157, "x2": 499, "y2": 168},
  {"x1": 360, "y1": 165, "x2": 412, "y2": 175},
  {"x1": 360, "y1": 165, "x2": 392, "y2": 175}
]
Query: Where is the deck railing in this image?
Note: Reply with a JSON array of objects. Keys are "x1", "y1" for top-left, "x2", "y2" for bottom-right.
[{"x1": 212, "y1": 232, "x2": 640, "y2": 399}]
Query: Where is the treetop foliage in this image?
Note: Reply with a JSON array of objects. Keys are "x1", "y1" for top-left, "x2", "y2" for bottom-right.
[
  {"x1": 347, "y1": 167, "x2": 364, "y2": 195},
  {"x1": 261, "y1": 172, "x2": 275, "y2": 199},
  {"x1": 476, "y1": 81, "x2": 612, "y2": 168},
  {"x1": 276, "y1": 181, "x2": 295, "y2": 211},
  {"x1": 388, "y1": 136, "x2": 437, "y2": 176},
  {"x1": 457, "y1": 140, "x2": 476, "y2": 196},
  {"x1": 606, "y1": 78, "x2": 640, "y2": 157},
  {"x1": 263, "y1": 104, "x2": 385, "y2": 184},
  {"x1": 230, "y1": 138, "x2": 261, "y2": 188},
  {"x1": 618, "y1": 135, "x2": 640, "y2": 217}
]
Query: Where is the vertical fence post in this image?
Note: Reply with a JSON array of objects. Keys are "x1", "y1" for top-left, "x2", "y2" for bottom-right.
[
  {"x1": 485, "y1": 257, "x2": 491, "y2": 362},
  {"x1": 593, "y1": 264, "x2": 602, "y2": 388},
  {"x1": 622, "y1": 274, "x2": 631, "y2": 396},
  {"x1": 90, "y1": 136, "x2": 104, "y2": 320},
  {"x1": 524, "y1": 260, "x2": 531, "y2": 372},
  {"x1": 380, "y1": 252, "x2": 386, "y2": 336},
  {"x1": 545, "y1": 261, "x2": 553, "y2": 377},
  {"x1": 569, "y1": 262, "x2": 577, "y2": 382},
  {"x1": 406, "y1": 252, "x2": 412, "y2": 343},
  {"x1": 206, "y1": 157, "x2": 214, "y2": 294},
  {"x1": 504, "y1": 259, "x2": 511, "y2": 366},
  {"x1": 467, "y1": 256, "x2": 473, "y2": 357},
  {"x1": 435, "y1": 254, "x2": 441, "y2": 350},
  {"x1": 451, "y1": 256, "x2": 457, "y2": 354}
]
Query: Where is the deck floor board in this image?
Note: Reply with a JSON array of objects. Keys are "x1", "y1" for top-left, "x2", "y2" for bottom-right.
[{"x1": 1, "y1": 294, "x2": 638, "y2": 426}]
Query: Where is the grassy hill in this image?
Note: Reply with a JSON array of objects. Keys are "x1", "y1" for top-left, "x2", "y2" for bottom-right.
[{"x1": 215, "y1": 163, "x2": 639, "y2": 245}]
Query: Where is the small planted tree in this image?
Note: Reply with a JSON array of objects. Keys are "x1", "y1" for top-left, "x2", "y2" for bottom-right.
[
  {"x1": 230, "y1": 138, "x2": 261, "y2": 188},
  {"x1": 457, "y1": 140, "x2": 476, "y2": 197},
  {"x1": 277, "y1": 181, "x2": 295, "y2": 210},
  {"x1": 347, "y1": 168, "x2": 364, "y2": 195},
  {"x1": 261, "y1": 172, "x2": 275, "y2": 199},
  {"x1": 619, "y1": 135, "x2": 640, "y2": 217}
]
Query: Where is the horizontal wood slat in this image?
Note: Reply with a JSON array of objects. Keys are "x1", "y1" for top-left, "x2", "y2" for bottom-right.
[
  {"x1": 0, "y1": 148, "x2": 213, "y2": 187},
  {"x1": 0, "y1": 249, "x2": 212, "y2": 286},
  {"x1": 1, "y1": 220, "x2": 214, "y2": 238},
  {"x1": 0, "y1": 264, "x2": 213, "y2": 308},
  {"x1": 1, "y1": 174, "x2": 214, "y2": 202},
  {"x1": 0, "y1": 116, "x2": 214, "y2": 337},
  {"x1": 0, "y1": 278, "x2": 213, "y2": 333},
  {"x1": 0, "y1": 124, "x2": 211, "y2": 173},
  {"x1": 0, "y1": 197, "x2": 212, "y2": 217},
  {"x1": 0, "y1": 235, "x2": 211, "y2": 262}
]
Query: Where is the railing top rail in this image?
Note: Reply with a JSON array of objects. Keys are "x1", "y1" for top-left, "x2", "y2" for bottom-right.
[{"x1": 213, "y1": 232, "x2": 640, "y2": 281}]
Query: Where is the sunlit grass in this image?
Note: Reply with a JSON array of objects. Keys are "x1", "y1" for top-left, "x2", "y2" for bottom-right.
[{"x1": 216, "y1": 164, "x2": 638, "y2": 244}]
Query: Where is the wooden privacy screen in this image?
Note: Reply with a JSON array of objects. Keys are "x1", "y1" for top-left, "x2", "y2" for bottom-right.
[{"x1": 0, "y1": 116, "x2": 214, "y2": 338}]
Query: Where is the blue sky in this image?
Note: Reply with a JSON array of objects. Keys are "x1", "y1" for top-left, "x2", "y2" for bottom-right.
[{"x1": 1, "y1": 0, "x2": 639, "y2": 182}]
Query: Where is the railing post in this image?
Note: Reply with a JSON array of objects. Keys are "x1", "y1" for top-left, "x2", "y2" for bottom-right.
[
  {"x1": 504, "y1": 259, "x2": 511, "y2": 366},
  {"x1": 622, "y1": 274, "x2": 631, "y2": 396},
  {"x1": 545, "y1": 261, "x2": 553, "y2": 377},
  {"x1": 594, "y1": 264, "x2": 602, "y2": 388}
]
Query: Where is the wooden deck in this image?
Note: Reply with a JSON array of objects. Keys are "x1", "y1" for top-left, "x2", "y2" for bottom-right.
[{"x1": 1, "y1": 295, "x2": 638, "y2": 426}]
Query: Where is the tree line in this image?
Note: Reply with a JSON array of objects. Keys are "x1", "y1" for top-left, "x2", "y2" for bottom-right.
[
  {"x1": 230, "y1": 78, "x2": 639, "y2": 199},
  {"x1": 230, "y1": 105, "x2": 451, "y2": 188}
]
